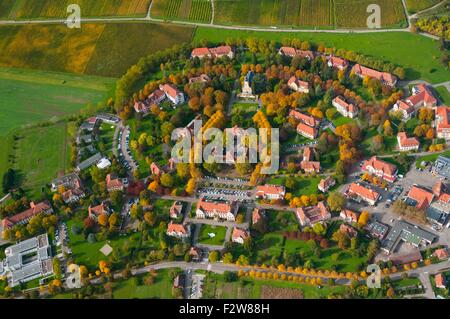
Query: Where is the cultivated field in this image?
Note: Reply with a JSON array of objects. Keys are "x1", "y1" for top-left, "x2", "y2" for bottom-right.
[
  {"x1": 0, "y1": 23, "x2": 194, "y2": 77},
  {"x1": 405, "y1": 0, "x2": 441, "y2": 14},
  {"x1": 0, "y1": 0, "x2": 150, "y2": 19},
  {"x1": 334, "y1": 0, "x2": 407, "y2": 28},
  {"x1": 214, "y1": 0, "x2": 333, "y2": 28},
  {"x1": 152, "y1": 0, "x2": 212, "y2": 23},
  {"x1": 194, "y1": 28, "x2": 450, "y2": 84}
]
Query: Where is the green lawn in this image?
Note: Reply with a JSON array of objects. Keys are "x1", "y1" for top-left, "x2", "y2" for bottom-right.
[
  {"x1": 0, "y1": 67, "x2": 114, "y2": 136},
  {"x1": 97, "y1": 122, "x2": 116, "y2": 157},
  {"x1": 194, "y1": 29, "x2": 450, "y2": 84},
  {"x1": 198, "y1": 224, "x2": 227, "y2": 246},
  {"x1": 416, "y1": 150, "x2": 450, "y2": 168},
  {"x1": 268, "y1": 176, "x2": 321, "y2": 196},
  {"x1": 67, "y1": 218, "x2": 149, "y2": 271},
  {"x1": 9, "y1": 122, "x2": 72, "y2": 198},
  {"x1": 435, "y1": 86, "x2": 450, "y2": 105},
  {"x1": 112, "y1": 269, "x2": 175, "y2": 299},
  {"x1": 331, "y1": 115, "x2": 354, "y2": 127}
]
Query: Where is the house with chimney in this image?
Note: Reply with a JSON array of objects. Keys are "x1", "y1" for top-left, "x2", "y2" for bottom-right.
[
  {"x1": 170, "y1": 201, "x2": 184, "y2": 219},
  {"x1": 351, "y1": 64, "x2": 397, "y2": 87},
  {"x1": 405, "y1": 185, "x2": 434, "y2": 210},
  {"x1": 166, "y1": 222, "x2": 190, "y2": 238},
  {"x1": 397, "y1": 132, "x2": 420, "y2": 152},
  {"x1": 332, "y1": 96, "x2": 358, "y2": 118},
  {"x1": 191, "y1": 45, "x2": 234, "y2": 60},
  {"x1": 287, "y1": 76, "x2": 309, "y2": 93},
  {"x1": 318, "y1": 176, "x2": 336, "y2": 193},
  {"x1": 88, "y1": 202, "x2": 111, "y2": 221},
  {"x1": 362, "y1": 156, "x2": 398, "y2": 183},
  {"x1": 2, "y1": 201, "x2": 53, "y2": 230},
  {"x1": 231, "y1": 227, "x2": 250, "y2": 244},
  {"x1": 345, "y1": 183, "x2": 380, "y2": 206},
  {"x1": 159, "y1": 84, "x2": 185, "y2": 105},
  {"x1": 327, "y1": 56, "x2": 349, "y2": 70},
  {"x1": 278, "y1": 47, "x2": 315, "y2": 61},
  {"x1": 255, "y1": 185, "x2": 286, "y2": 200},
  {"x1": 195, "y1": 198, "x2": 238, "y2": 221},
  {"x1": 340, "y1": 209, "x2": 360, "y2": 224},
  {"x1": 106, "y1": 173, "x2": 125, "y2": 192},
  {"x1": 296, "y1": 202, "x2": 331, "y2": 227},
  {"x1": 436, "y1": 106, "x2": 450, "y2": 140},
  {"x1": 51, "y1": 173, "x2": 86, "y2": 204},
  {"x1": 392, "y1": 84, "x2": 437, "y2": 121}
]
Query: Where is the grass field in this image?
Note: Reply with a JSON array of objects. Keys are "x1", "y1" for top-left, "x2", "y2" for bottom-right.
[
  {"x1": 152, "y1": 0, "x2": 212, "y2": 23},
  {"x1": 0, "y1": 0, "x2": 150, "y2": 19},
  {"x1": 198, "y1": 224, "x2": 227, "y2": 245},
  {"x1": 435, "y1": 86, "x2": 450, "y2": 105},
  {"x1": 112, "y1": 269, "x2": 175, "y2": 299},
  {"x1": 11, "y1": 123, "x2": 72, "y2": 198},
  {"x1": 0, "y1": 23, "x2": 194, "y2": 77},
  {"x1": 0, "y1": 67, "x2": 114, "y2": 136},
  {"x1": 194, "y1": 28, "x2": 450, "y2": 84},
  {"x1": 405, "y1": 0, "x2": 441, "y2": 14},
  {"x1": 335, "y1": 0, "x2": 407, "y2": 28}
]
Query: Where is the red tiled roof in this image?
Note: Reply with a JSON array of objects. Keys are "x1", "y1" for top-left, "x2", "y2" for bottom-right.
[
  {"x1": 340, "y1": 223, "x2": 358, "y2": 237},
  {"x1": 197, "y1": 198, "x2": 233, "y2": 214},
  {"x1": 300, "y1": 161, "x2": 321, "y2": 172},
  {"x1": 160, "y1": 84, "x2": 181, "y2": 100},
  {"x1": 89, "y1": 203, "x2": 108, "y2": 217},
  {"x1": 252, "y1": 208, "x2": 264, "y2": 224},
  {"x1": 433, "y1": 248, "x2": 449, "y2": 260},
  {"x1": 2, "y1": 201, "x2": 52, "y2": 229},
  {"x1": 436, "y1": 106, "x2": 450, "y2": 134},
  {"x1": 347, "y1": 183, "x2": 380, "y2": 202},
  {"x1": 106, "y1": 174, "x2": 123, "y2": 190},
  {"x1": 407, "y1": 185, "x2": 434, "y2": 209},
  {"x1": 232, "y1": 227, "x2": 250, "y2": 241},
  {"x1": 352, "y1": 64, "x2": 397, "y2": 86},
  {"x1": 279, "y1": 46, "x2": 298, "y2": 57},
  {"x1": 363, "y1": 156, "x2": 398, "y2": 178},
  {"x1": 256, "y1": 185, "x2": 285, "y2": 197},
  {"x1": 297, "y1": 123, "x2": 318, "y2": 137},
  {"x1": 288, "y1": 76, "x2": 309, "y2": 91},
  {"x1": 318, "y1": 176, "x2": 335, "y2": 191},
  {"x1": 328, "y1": 56, "x2": 349, "y2": 69},
  {"x1": 334, "y1": 96, "x2": 357, "y2": 113},
  {"x1": 407, "y1": 84, "x2": 437, "y2": 106},
  {"x1": 191, "y1": 47, "x2": 211, "y2": 57},
  {"x1": 296, "y1": 202, "x2": 330, "y2": 225},
  {"x1": 289, "y1": 110, "x2": 319, "y2": 127},
  {"x1": 397, "y1": 132, "x2": 420, "y2": 148},
  {"x1": 340, "y1": 209, "x2": 360, "y2": 223},
  {"x1": 167, "y1": 222, "x2": 188, "y2": 234},
  {"x1": 209, "y1": 45, "x2": 233, "y2": 56},
  {"x1": 435, "y1": 273, "x2": 446, "y2": 288}
]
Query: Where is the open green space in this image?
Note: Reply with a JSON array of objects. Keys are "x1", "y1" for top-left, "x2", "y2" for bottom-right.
[
  {"x1": 198, "y1": 224, "x2": 227, "y2": 246},
  {"x1": 67, "y1": 217, "x2": 158, "y2": 271},
  {"x1": 416, "y1": 150, "x2": 450, "y2": 168},
  {"x1": 194, "y1": 28, "x2": 450, "y2": 84},
  {"x1": 0, "y1": 0, "x2": 151, "y2": 19},
  {"x1": 8, "y1": 122, "x2": 72, "y2": 198},
  {"x1": 112, "y1": 269, "x2": 176, "y2": 299},
  {"x1": 268, "y1": 176, "x2": 321, "y2": 196},
  {"x1": 0, "y1": 23, "x2": 194, "y2": 77},
  {"x1": 0, "y1": 67, "x2": 114, "y2": 136},
  {"x1": 435, "y1": 86, "x2": 450, "y2": 105},
  {"x1": 405, "y1": 0, "x2": 441, "y2": 14},
  {"x1": 203, "y1": 272, "x2": 347, "y2": 299}
]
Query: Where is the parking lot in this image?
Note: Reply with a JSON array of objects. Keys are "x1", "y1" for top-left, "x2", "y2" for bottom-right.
[
  {"x1": 185, "y1": 270, "x2": 205, "y2": 299},
  {"x1": 118, "y1": 126, "x2": 138, "y2": 173}
]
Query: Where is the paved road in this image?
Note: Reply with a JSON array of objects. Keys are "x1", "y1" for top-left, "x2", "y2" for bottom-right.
[{"x1": 119, "y1": 125, "x2": 137, "y2": 174}]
